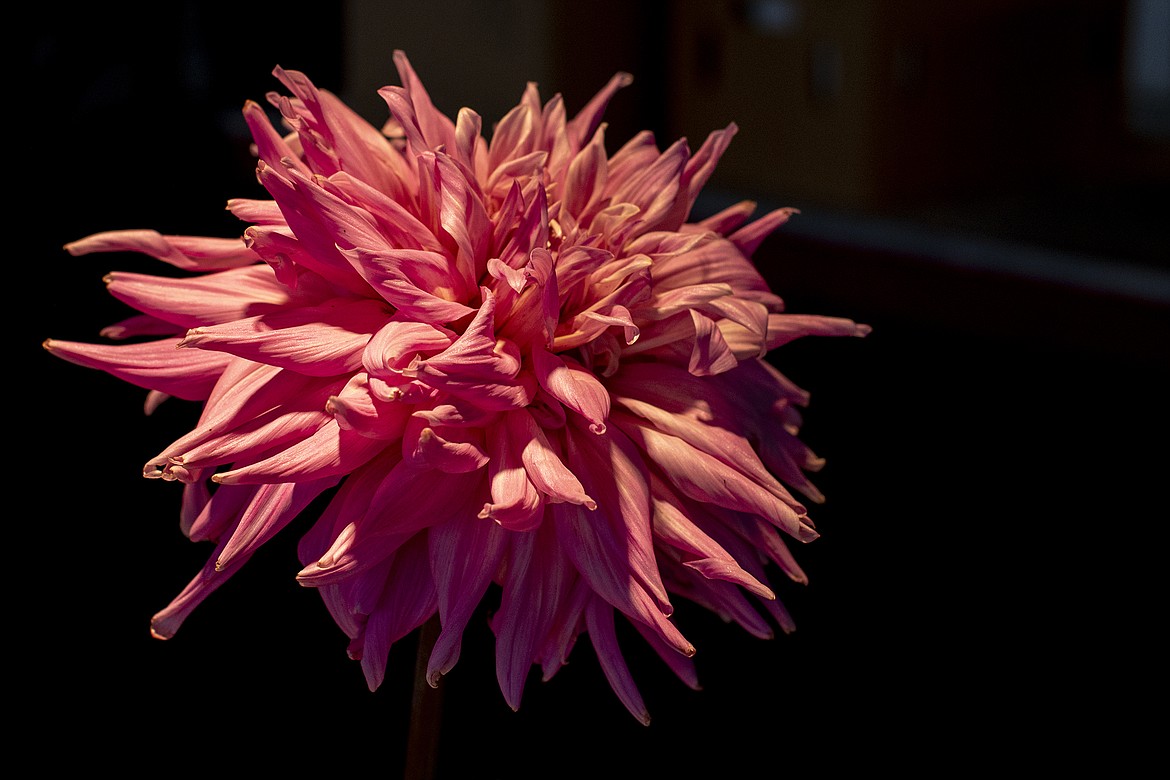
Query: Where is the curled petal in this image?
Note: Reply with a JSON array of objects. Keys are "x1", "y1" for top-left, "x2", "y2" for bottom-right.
[
  {"x1": 650, "y1": 478, "x2": 775, "y2": 600},
  {"x1": 403, "y1": 414, "x2": 489, "y2": 473},
  {"x1": 480, "y1": 417, "x2": 545, "y2": 530},
  {"x1": 326, "y1": 372, "x2": 413, "y2": 440},
  {"x1": 404, "y1": 288, "x2": 535, "y2": 410},
  {"x1": 532, "y1": 347, "x2": 610, "y2": 434},
  {"x1": 363, "y1": 318, "x2": 456, "y2": 378},
  {"x1": 507, "y1": 409, "x2": 595, "y2": 509}
]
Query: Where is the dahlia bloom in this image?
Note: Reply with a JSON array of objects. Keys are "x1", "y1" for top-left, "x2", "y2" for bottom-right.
[{"x1": 44, "y1": 51, "x2": 869, "y2": 724}]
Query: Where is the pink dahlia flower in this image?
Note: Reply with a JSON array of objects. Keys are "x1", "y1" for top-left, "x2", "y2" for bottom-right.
[{"x1": 44, "y1": 51, "x2": 868, "y2": 724}]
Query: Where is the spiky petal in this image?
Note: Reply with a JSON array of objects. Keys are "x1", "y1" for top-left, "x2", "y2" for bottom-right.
[{"x1": 46, "y1": 50, "x2": 868, "y2": 722}]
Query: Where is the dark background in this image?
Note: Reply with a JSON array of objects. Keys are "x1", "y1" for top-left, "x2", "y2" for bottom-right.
[{"x1": 21, "y1": 1, "x2": 1167, "y2": 775}]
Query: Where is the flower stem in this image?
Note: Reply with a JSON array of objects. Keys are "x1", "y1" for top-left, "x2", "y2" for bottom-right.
[{"x1": 405, "y1": 614, "x2": 444, "y2": 779}]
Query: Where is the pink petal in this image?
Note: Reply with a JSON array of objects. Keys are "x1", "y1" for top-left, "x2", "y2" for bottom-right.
[
  {"x1": 242, "y1": 224, "x2": 351, "y2": 295},
  {"x1": 663, "y1": 123, "x2": 739, "y2": 230},
  {"x1": 585, "y1": 597, "x2": 650, "y2": 725},
  {"x1": 184, "y1": 482, "x2": 258, "y2": 543},
  {"x1": 650, "y1": 478, "x2": 775, "y2": 600},
  {"x1": 613, "y1": 390, "x2": 804, "y2": 511},
  {"x1": 432, "y1": 152, "x2": 491, "y2": 293},
  {"x1": 402, "y1": 413, "x2": 489, "y2": 473},
  {"x1": 226, "y1": 198, "x2": 285, "y2": 226},
  {"x1": 607, "y1": 136, "x2": 687, "y2": 233},
  {"x1": 43, "y1": 337, "x2": 229, "y2": 401},
  {"x1": 168, "y1": 406, "x2": 335, "y2": 480},
  {"x1": 358, "y1": 533, "x2": 438, "y2": 691},
  {"x1": 426, "y1": 508, "x2": 507, "y2": 685},
  {"x1": 242, "y1": 98, "x2": 311, "y2": 176},
  {"x1": 362, "y1": 318, "x2": 456, "y2": 378},
  {"x1": 403, "y1": 288, "x2": 535, "y2": 410},
  {"x1": 98, "y1": 314, "x2": 181, "y2": 340},
  {"x1": 565, "y1": 70, "x2": 633, "y2": 149},
  {"x1": 255, "y1": 160, "x2": 372, "y2": 295},
  {"x1": 340, "y1": 250, "x2": 475, "y2": 324},
  {"x1": 507, "y1": 409, "x2": 595, "y2": 509},
  {"x1": 487, "y1": 93, "x2": 538, "y2": 174},
  {"x1": 728, "y1": 206, "x2": 799, "y2": 257},
  {"x1": 537, "y1": 576, "x2": 591, "y2": 681},
  {"x1": 216, "y1": 477, "x2": 339, "y2": 571},
  {"x1": 151, "y1": 374, "x2": 342, "y2": 478},
  {"x1": 65, "y1": 230, "x2": 258, "y2": 272},
  {"x1": 150, "y1": 535, "x2": 248, "y2": 640},
  {"x1": 763, "y1": 313, "x2": 873, "y2": 349},
  {"x1": 212, "y1": 418, "x2": 388, "y2": 485},
  {"x1": 326, "y1": 372, "x2": 413, "y2": 440},
  {"x1": 531, "y1": 347, "x2": 610, "y2": 433},
  {"x1": 178, "y1": 480, "x2": 212, "y2": 539},
  {"x1": 492, "y1": 527, "x2": 542, "y2": 709},
  {"x1": 391, "y1": 50, "x2": 458, "y2": 153},
  {"x1": 320, "y1": 172, "x2": 443, "y2": 253},
  {"x1": 694, "y1": 198, "x2": 758, "y2": 235},
  {"x1": 560, "y1": 123, "x2": 608, "y2": 222},
  {"x1": 494, "y1": 183, "x2": 550, "y2": 270},
  {"x1": 687, "y1": 309, "x2": 740, "y2": 376},
  {"x1": 104, "y1": 265, "x2": 293, "y2": 329},
  {"x1": 479, "y1": 417, "x2": 545, "y2": 531},
  {"x1": 496, "y1": 248, "x2": 560, "y2": 350},
  {"x1": 613, "y1": 410, "x2": 818, "y2": 543},
  {"x1": 177, "y1": 296, "x2": 390, "y2": 376}
]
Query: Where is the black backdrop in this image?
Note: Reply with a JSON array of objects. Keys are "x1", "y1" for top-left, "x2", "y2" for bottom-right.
[{"x1": 21, "y1": 3, "x2": 1167, "y2": 776}]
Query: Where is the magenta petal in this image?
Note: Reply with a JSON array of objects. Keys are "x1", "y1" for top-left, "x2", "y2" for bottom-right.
[
  {"x1": 492, "y1": 528, "x2": 541, "y2": 710},
  {"x1": 585, "y1": 597, "x2": 651, "y2": 725},
  {"x1": 650, "y1": 481, "x2": 775, "y2": 600},
  {"x1": 358, "y1": 533, "x2": 437, "y2": 692},
  {"x1": 216, "y1": 477, "x2": 339, "y2": 571},
  {"x1": 427, "y1": 506, "x2": 505, "y2": 686}
]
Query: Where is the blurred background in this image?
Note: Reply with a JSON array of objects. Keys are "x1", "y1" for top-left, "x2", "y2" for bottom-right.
[{"x1": 22, "y1": 1, "x2": 1167, "y2": 775}]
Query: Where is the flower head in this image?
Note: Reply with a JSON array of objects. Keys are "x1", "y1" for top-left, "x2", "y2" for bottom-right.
[{"x1": 44, "y1": 51, "x2": 869, "y2": 723}]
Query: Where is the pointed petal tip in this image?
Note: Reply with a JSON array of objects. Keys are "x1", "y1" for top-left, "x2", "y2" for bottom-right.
[{"x1": 796, "y1": 520, "x2": 820, "y2": 543}]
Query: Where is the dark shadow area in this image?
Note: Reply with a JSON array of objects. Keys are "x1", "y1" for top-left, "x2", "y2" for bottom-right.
[{"x1": 20, "y1": 1, "x2": 1166, "y2": 776}]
